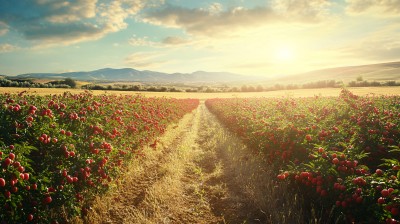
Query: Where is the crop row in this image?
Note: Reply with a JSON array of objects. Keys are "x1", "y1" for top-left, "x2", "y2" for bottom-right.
[
  {"x1": 0, "y1": 91, "x2": 199, "y2": 223},
  {"x1": 206, "y1": 89, "x2": 400, "y2": 223}
]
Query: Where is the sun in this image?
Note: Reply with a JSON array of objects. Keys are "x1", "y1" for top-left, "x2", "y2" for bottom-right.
[{"x1": 275, "y1": 47, "x2": 295, "y2": 62}]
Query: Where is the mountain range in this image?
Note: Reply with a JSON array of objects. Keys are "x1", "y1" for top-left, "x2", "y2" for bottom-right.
[
  {"x1": 9, "y1": 61, "x2": 400, "y2": 84},
  {"x1": 13, "y1": 68, "x2": 264, "y2": 83}
]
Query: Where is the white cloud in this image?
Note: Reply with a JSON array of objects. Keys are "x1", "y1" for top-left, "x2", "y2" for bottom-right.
[
  {"x1": 272, "y1": 0, "x2": 331, "y2": 22},
  {"x1": 128, "y1": 36, "x2": 158, "y2": 47},
  {"x1": 207, "y1": 2, "x2": 223, "y2": 15},
  {"x1": 0, "y1": 44, "x2": 19, "y2": 53},
  {"x1": 346, "y1": 0, "x2": 400, "y2": 15},
  {"x1": 0, "y1": 21, "x2": 8, "y2": 36},
  {"x1": 162, "y1": 36, "x2": 190, "y2": 45},
  {"x1": 38, "y1": 0, "x2": 97, "y2": 23},
  {"x1": 142, "y1": 1, "x2": 331, "y2": 37},
  {"x1": 0, "y1": 0, "x2": 165, "y2": 47},
  {"x1": 129, "y1": 35, "x2": 191, "y2": 47},
  {"x1": 339, "y1": 24, "x2": 400, "y2": 61},
  {"x1": 124, "y1": 52, "x2": 165, "y2": 68}
]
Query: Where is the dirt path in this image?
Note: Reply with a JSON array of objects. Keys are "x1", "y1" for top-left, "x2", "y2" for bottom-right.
[{"x1": 82, "y1": 103, "x2": 304, "y2": 224}]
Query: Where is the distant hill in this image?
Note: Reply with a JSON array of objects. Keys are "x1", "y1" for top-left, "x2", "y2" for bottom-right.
[
  {"x1": 13, "y1": 68, "x2": 264, "y2": 83},
  {"x1": 271, "y1": 61, "x2": 400, "y2": 84},
  {"x1": 9, "y1": 61, "x2": 400, "y2": 85}
]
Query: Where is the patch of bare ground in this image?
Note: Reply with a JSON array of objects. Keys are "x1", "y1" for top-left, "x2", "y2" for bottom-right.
[{"x1": 80, "y1": 103, "x2": 309, "y2": 224}]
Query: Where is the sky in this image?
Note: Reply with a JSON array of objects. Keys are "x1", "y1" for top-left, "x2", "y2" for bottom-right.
[{"x1": 0, "y1": 0, "x2": 400, "y2": 77}]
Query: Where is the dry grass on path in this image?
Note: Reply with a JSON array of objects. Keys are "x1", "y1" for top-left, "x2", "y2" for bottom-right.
[{"x1": 80, "y1": 103, "x2": 321, "y2": 224}]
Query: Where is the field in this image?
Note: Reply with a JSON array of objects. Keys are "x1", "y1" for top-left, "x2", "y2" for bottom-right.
[
  {"x1": 1, "y1": 86, "x2": 400, "y2": 99},
  {"x1": 0, "y1": 87, "x2": 399, "y2": 223}
]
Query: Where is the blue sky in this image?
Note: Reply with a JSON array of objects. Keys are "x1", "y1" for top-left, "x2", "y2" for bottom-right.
[{"x1": 0, "y1": 0, "x2": 400, "y2": 77}]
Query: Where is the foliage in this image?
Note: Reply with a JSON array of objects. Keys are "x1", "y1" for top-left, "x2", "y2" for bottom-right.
[
  {"x1": 0, "y1": 91, "x2": 199, "y2": 223},
  {"x1": 206, "y1": 89, "x2": 400, "y2": 223}
]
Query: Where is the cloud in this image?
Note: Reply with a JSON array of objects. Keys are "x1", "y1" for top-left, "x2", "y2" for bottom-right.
[
  {"x1": 272, "y1": 0, "x2": 331, "y2": 22},
  {"x1": 346, "y1": 0, "x2": 400, "y2": 15},
  {"x1": 124, "y1": 52, "x2": 165, "y2": 68},
  {"x1": 129, "y1": 35, "x2": 191, "y2": 47},
  {"x1": 0, "y1": 21, "x2": 8, "y2": 36},
  {"x1": 36, "y1": 0, "x2": 97, "y2": 23},
  {"x1": 129, "y1": 36, "x2": 158, "y2": 47},
  {"x1": 0, "y1": 0, "x2": 163, "y2": 46},
  {"x1": 0, "y1": 44, "x2": 19, "y2": 53},
  {"x1": 161, "y1": 36, "x2": 190, "y2": 45},
  {"x1": 142, "y1": 0, "x2": 331, "y2": 36},
  {"x1": 339, "y1": 25, "x2": 400, "y2": 61}
]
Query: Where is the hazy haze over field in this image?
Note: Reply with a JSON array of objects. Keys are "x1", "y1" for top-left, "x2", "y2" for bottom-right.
[{"x1": 0, "y1": 0, "x2": 399, "y2": 77}]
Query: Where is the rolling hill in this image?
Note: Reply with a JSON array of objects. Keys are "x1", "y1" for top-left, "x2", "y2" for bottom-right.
[
  {"x1": 270, "y1": 61, "x2": 400, "y2": 84},
  {"x1": 9, "y1": 61, "x2": 400, "y2": 85},
  {"x1": 13, "y1": 68, "x2": 265, "y2": 83}
]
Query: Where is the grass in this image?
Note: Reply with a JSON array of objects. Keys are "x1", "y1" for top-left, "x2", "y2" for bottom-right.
[{"x1": 0, "y1": 86, "x2": 399, "y2": 99}]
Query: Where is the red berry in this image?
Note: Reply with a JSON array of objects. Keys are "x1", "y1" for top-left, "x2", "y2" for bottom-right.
[
  {"x1": 378, "y1": 197, "x2": 385, "y2": 204},
  {"x1": 9, "y1": 153, "x2": 15, "y2": 160},
  {"x1": 376, "y1": 169, "x2": 384, "y2": 176},
  {"x1": 43, "y1": 196, "x2": 52, "y2": 204},
  {"x1": 11, "y1": 186, "x2": 18, "y2": 193},
  {"x1": 332, "y1": 158, "x2": 339, "y2": 164},
  {"x1": 382, "y1": 189, "x2": 389, "y2": 197},
  {"x1": 27, "y1": 214, "x2": 34, "y2": 221},
  {"x1": 0, "y1": 178, "x2": 5, "y2": 187},
  {"x1": 18, "y1": 166, "x2": 25, "y2": 172},
  {"x1": 3, "y1": 158, "x2": 12, "y2": 167},
  {"x1": 391, "y1": 207, "x2": 399, "y2": 216}
]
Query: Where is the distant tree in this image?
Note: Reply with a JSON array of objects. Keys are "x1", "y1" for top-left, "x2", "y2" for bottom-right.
[
  {"x1": 370, "y1": 81, "x2": 381, "y2": 86},
  {"x1": 132, "y1": 85, "x2": 141, "y2": 91},
  {"x1": 256, "y1": 85, "x2": 264, "y2": 92},
  {"x1": 169, "y1": 87, "x2": 181, "y2": 92},
  {"x1": 241, "y1": 85, "x2": 248, "y2": 92},
  {"x1": 274, "y1": 84, "x2": 283, "y2": 90},
  {"x1": 230, "y1": 87, "x2": 239, "y2": 92},
  {"x1": 286, "y1": 84, "x2": 299, "y2": 90},
  {"x1": 386, "y1": 81, "x2": 397, "y2": 86},
  {"x1": 348, "y1": 81, "x2": 357, "y2": 87},
  {"x1": 356, "y1": 76, "x2": 363, "y2": 82},
  {"x1": 63, "y1": 78, "x2": 77, "y2": 88},
  {"x1": 205, "y1": 87, "x2": 214, "y2": 93},
  {"x1": 247, "y1": 86, "x2": 256, "y2": 92}
]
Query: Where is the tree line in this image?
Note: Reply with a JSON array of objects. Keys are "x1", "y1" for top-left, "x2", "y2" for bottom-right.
[{"x1": 1, "y1": 77, "x2": 399, "y2": 93}]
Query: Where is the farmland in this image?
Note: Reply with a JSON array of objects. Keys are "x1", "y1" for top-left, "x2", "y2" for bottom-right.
[
  {"x1": 0, "y1": 86, "x2": 400, "y2": 99},
  {"x1": 206, "y1": 89, "x2": 400, "y2": 223},
  {"x1": 0, "y1": 91, "x2": 198, "y2": 223},
  {"x1": 0, "y1": 87, "x2": 399, "y2": 223}
]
